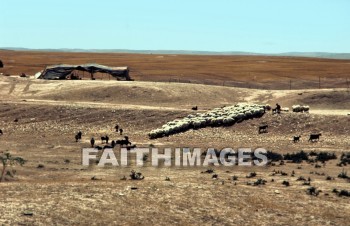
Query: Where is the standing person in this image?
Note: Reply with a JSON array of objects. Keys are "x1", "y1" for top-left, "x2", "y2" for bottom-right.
[
  {"x1": 119, "y1": 128, "x2": 123, "y2": 135},
  {"x1": 115, "y1": 124, "x2": 119, "y2": 132}
]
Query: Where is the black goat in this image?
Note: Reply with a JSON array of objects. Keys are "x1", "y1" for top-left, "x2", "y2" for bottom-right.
[
  {"x1": 116, "y1": 139, "x2": 131, "y2": 146},
  {"x1": 101, "y1": 135, "x2": 109, "y2": 144},
  {"x1": 309, "y1": 133, "x2": 321, "y2": 142},
  {"x1": 258, "y1": 125, "x2": 268, "y2": 134},
  {"x1": 75, "y1": 131, "x2": 82, "y2": 142},
  {"x1": 293, "y1": 135, "x2": 301, "y2": 143}
]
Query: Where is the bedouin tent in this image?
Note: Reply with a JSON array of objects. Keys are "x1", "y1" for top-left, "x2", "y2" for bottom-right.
[
  {"x1": 0, "y1": 60, "x2": 3, "y2": 68},
  {"x1": 35, "y1": 64, "x2": 131, "y2": 80}
]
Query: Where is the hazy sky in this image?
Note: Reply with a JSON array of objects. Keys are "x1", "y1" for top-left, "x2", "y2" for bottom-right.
[{"x1": 1, "y1": 0, "x2": 349, "y2": 53}]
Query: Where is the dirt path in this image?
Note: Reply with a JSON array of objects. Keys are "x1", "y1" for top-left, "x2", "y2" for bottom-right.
[
  {"x1": 310, "y1": 109, "x2": 350, "y2": 116},
  {"x1": 0, "y1": 99, "x2": 191, "y2": 112}
]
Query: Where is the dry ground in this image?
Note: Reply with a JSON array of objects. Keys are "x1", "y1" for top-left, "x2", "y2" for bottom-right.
[
  {"x1": 2, "y1": 50, "x2": 350, "y2": 89},
  {"x1": 0, "y1": 75, "x2": 349, "y2": 225}
]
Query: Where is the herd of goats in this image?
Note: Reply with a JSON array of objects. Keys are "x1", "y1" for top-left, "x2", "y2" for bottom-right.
[{"x1": 74, "y1": 125, "x2": 135, "y2": 150}]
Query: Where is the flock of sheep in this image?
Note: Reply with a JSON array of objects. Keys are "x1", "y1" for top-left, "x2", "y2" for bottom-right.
[
  {"x1": 149, "y1": 103, "x2": 266, "y2": 139},
  {"x1": 292, "y1": 105, "x2": 310, "y2": 113}
]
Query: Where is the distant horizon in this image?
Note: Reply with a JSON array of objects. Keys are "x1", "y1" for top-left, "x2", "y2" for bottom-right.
[
  {"x1": 1, "y1": 1, "x2": 349, "y2": 53},
  {"x1": 2, "y1": 47, "x2": 350, "y2": 60}
]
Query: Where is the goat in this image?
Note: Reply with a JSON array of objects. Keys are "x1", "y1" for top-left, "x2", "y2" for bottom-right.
[
  {"x1": 75, "y1": 134, "x2": 80, "y2": 142},
  {"x1": 258, "y1": 125, "x2": 268, "y2": 134},
  {"x1": 293, "y1": 135, "x2": 301, "y2": 143},
  {"x1": 77, "y1": 131, "x2": 82, "y2": 140},
  {"x1": 90, "y1": 138, "x2": 95, "y2": 147},
  {"x1": 116, "y1": 139, "x2": 131, "y2": 146},
  {"x1": 309, "y1": 133, "x2": 321, "y2": 142},
  {"x1": 101, "y1": 135, "x2": 109, "y2": 144}
]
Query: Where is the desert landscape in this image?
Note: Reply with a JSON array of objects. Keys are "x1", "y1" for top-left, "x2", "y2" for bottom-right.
[{"x1": 0, "y1": 51, "x2": 349, "y2": 225}]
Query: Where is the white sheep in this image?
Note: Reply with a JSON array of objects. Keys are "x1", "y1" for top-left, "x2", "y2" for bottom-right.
[{"x1": 148, "y1": 103, "x2": 267, "y2": 139}]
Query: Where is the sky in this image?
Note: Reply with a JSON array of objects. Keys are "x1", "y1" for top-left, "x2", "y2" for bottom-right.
[{"x1": 0, "y1": 0, "x2": 349, "y2": 53}]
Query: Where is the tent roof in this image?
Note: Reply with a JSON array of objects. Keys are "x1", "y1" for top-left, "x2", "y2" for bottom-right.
[{"x1": 36, "y1": 63, "x2": 130, "y2": 80}]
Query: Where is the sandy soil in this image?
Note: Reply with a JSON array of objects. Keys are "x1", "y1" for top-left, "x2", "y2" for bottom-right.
[{"x1": 0, "y1": 74, "x2": 349, "y2": 225}]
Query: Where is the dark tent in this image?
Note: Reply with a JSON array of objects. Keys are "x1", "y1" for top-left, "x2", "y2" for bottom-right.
[
  {"x1": 0, "y1": 60, "x2": 3, "y2": 68},
  {"x1": 35, "y1": 64, "x2": 131, "y2": 80}
]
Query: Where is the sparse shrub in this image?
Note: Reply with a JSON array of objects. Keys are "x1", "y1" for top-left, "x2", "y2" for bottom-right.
[
  {"x1": 316, "y1": 152, "x2": 337, "y2": 162},
  {"x1": 337, "y1": 152, "x2": 350, "y2": 166},
  {"x1": 130, "y1": 170, "x2": 144, "y2": 180},
  {"x1": 37, "y1": 164, "x2": 44, "y2": 169},
  {"x1": 91, "y1": 176, "x2": 101, "y2": 180},
  {"x1": 326, "y1": 176, "x2": 333, "y2": 181},
  {"x1": 302, "y1": 181, "x2": 311, "y2": 186},
  {"x1": 232, "y1": 175, "x2": 238, "y2": 181},
  {"x1": 338, "y1": 169, "x2": 349, "y2": 179},
  {"x1": 265, "y1": 151, "x2": 283, "y2": 162},
  {"x1": 338, "y1": 190, "x2": 350, "y2": 197},
  {"x1": 246, "y1": 172, "x2": 257, "y2": 178},
  {"x1": 280, "y1": 171, "x2": 288, "y2": 176},
  {"x1": 284, "y1": 151, "x2": 309, "y2": 163},
  {"x1": 296, "y1": 176, "x2": 306, "y2": 181},
  {"x1": 282, "y1": 180, "x2": 290, "y2": 186},
  {"x1": 309, "y1": 151, "x2": 318, "y2": 156},
  {"x1": 0, "y1": 152, "x2": 26, "y2": 182},
  {"x1": 253, "y1": 178, "x2": 266, "y2": 186},
  {"x1": 332, "y1": 188, "x2": 350, "y2": 197},
  {"x1": 307, "y1": 186, "x2": 319, "y2": 196},
  {"x1": 201, "y1": 169, "x2": 214, "y2": 174}
]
